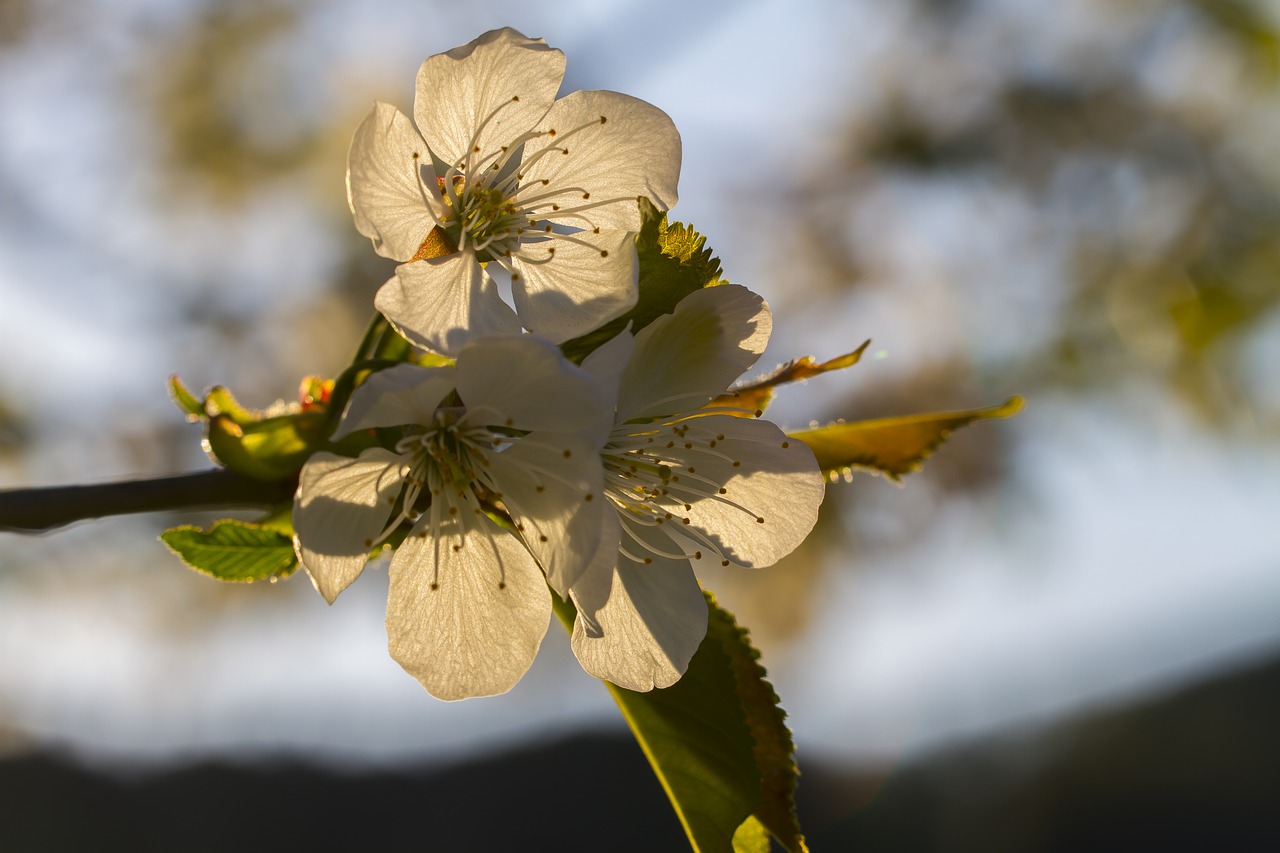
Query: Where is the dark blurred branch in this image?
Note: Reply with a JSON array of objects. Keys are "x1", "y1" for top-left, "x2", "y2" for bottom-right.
[{"x1": 0, "y1": 470, "x2": 296, "y2": 534}]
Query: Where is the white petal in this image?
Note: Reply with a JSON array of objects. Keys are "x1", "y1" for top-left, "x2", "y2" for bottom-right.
[
  {"x1": 455, "y1": 335, "x2": 612, "y2": 442},
  {"x1": 334, "y1": 363, "x2": 457, "y2": 438},
  {"x1": 347, "y1": 102, "x2": 444, "y2": 262},
  {"x1": 579, "y1": 325, "x2": 635, "y2": 412},
  {"x1": 520, "y1": 90, "x2": 681, "y2": 232},
  {"x1": 293, "y1": 449, "x2": 407, "y2": 604},
  {"x1": 413, "y1": 28, "x2": 564, "y2": 170},
  {"x1": 483, "y1": 432, "x2": 607, "y2": 594},
  {"x1": 668, "y1": 415, "x2": 824, "y2": 568},
  {"x1": 386, "y1": 508, "x2": 550, "y2": 700},
  {"x1": 510, "y1": 229, "x2": 638, "y2": 343},
  {"x1": 375, "y1": 256, "x2": 520, "y2": 357},
  {"x1": 616, "y1": 285, "x2": 771, "y2": 422},
  {"x1": 565, "y1": 508, "x2": 623, "y2": 638},
  {"x1": 570, "y1": 553, "x2": 707, "y2": 692}
]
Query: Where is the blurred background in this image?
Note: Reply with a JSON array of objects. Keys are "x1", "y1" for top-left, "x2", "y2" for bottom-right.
[{"x1": 2, "y1": 0, "x2": 1278, "y2": 849}]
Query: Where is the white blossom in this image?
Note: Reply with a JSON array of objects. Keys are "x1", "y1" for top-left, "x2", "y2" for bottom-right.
[
  {"x1": 570, "y1": 286, "x2": 826, "y2": 691},
  {"x1": 292, "y1": 336, "x2": 613, "y2": 700},
  {"x1": 347, "y1": 28, "x2": 681, "y2": 355}
]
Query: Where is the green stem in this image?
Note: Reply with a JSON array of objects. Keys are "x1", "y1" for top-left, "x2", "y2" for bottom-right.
[
  {"x1": 351, "y1": 314, "x2": 388, "y2": 363},
  {"x1": 0, "y1": 470, "x2": 296, "y2": 534}
]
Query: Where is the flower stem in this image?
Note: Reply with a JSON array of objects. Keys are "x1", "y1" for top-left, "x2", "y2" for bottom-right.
[{"x1": 0, "y1": 470, "x2": 296, "y2": 534}]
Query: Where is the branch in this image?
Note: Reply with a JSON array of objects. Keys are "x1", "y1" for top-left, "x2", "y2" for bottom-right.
[{"x1": 0, "y1": 469, "x2": 297, "y2": 534}]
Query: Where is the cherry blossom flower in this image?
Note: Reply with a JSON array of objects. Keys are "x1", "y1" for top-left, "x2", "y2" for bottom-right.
[
  {"x1": 569, "y1": 285, "x2": 826, "y2": 691},
  {"x1": 292, "y1": 336, "x2": 613, "y2": 700},
  {"x1": 347, "y1": 28, "x2": 681, "y2": 355}
]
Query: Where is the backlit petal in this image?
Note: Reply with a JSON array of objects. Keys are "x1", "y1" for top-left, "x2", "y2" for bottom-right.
[
  {"x1": 375, "y1": 256, "x2": 520, "y2": 357},
  {"x1": 455, "y1": 335, "x2": 612, "y2": 442},
  {"x1": 571, "y1": 554, "x2": 707, "y2": 692},
  {"x1": 347, "y1": 102, "x2": 443, "y2": 262},
  {"x1": 484, "y1": 432, "x2": 607, "y2": 594},
  {"x1": 511, "y1": 229, "x2": 638, "y2": 344},
  {"x1": 386, "y1": 508, "x2": 550, "y2": 700},
  {"x1": 579, "y1": 325, "x2": 635, "y2": 412},
  {"x1": 334, "y1": 362, "x2": 456, "y2": 438},
  {"x1": 616, "y1": 285, "x2": 771, "y2": 422},
  {"x1": 666, "y1": 415, "x2": 824, "y2": 568},
  {"x1": 413, "y1": 28, "x2": 564, "y2": 169},
  {"x1": 293, "y1": 449, "x2": 407, "y2": 604},
  {"x1": 520, "y1": 90, "x2": 681, "y2": 232}
]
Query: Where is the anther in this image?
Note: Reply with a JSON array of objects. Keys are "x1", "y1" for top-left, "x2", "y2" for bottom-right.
[
  {"x1": 756, "y1": 516, "x2": 765, "y2": 524},
  {"x1": 781, "y1": 441, "x2": 790, "y2": 448},
  {"x1": 539, "y1": 534, "x2": 548, "y2": 542},
  {"x1": 431, "y1": 582, "x2": 439, "y2": 590},
  {"x1": 498, "y1": 581, "x2": 507, "y2": 590}
]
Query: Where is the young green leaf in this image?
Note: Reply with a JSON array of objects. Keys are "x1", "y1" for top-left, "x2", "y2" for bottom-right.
[
  {"x1": 554, "y1": 592, "x2": 806, "y2": 853},
  {"x1": 160, "y1": 518, "x2": 298, "y2": 582},
  {"x1": 708, "y1": 341, "x2": 872, "y2": 417},
  {"x1": 792, "y1": 396, "x2": 1024, "y2": 482},
  {"x1": 168, "y1": 374, "x2": 205, "y2": 420}
]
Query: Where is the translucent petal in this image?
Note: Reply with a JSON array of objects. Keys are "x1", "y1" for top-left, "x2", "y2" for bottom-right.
[
  {"x1": 413, "y1": 28, "x2": 564, "y2": 170},
  {"x1": 520, "y1": 90, "x2": 681, "y2": 232},
  {"x1": 455, "y1": 335, "x2": 612, "y2": 442},
  {"x1": 579, "y1": 325, "x2": 635, "y2": 413},
  {"x1": 664, "y1": 415, "x2": 824, "y2": 568},
  {"x1": 346, "y1": 102, "x2": 443, "y2": 262},
  {"x1": 386, "y1": 507, "x2": 550, "y2": 700},
  {"x1": 375, "y1": 256, "x2": 520, "y2": 357},
  {"x1": 566, "y1": 508, "x2": 623, "y2": 638},
  {"x1": 570, "y1": 552, "x2": 707, "y2": 692},
  {"x1": 616, "y1": 285, "x2": 771, "y2": 422},
  {"x1": 510, "y1": 229, "x2": 638, "y2": 344},
  {"x1": 293, "y1": 449, "x2": 407, "y2": 604},
  {"x1": 483, "y1": 433, "x2": 607, "y2": 594},
  {"x1": 334, "y1": 363, "x2": 456, "y2": 438}
]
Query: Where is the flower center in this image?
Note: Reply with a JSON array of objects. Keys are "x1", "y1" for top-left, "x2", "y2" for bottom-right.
[{"x1": 411, "y1": 95, "x2": 639, "y2": 274}]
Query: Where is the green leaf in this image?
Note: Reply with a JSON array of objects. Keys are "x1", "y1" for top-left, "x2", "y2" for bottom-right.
[
  {"x1": 708, "y1": 341, "x2": 872, "y2": 417},
  {"x1": 160, "y1": 518, "x2": 298, "y2": 582},
  {"x1": 554, "y1": 591, "x2": 806, "y2": 853},
  {"x1": 792, "y1": 395, "x2": 1024, "y2": 482},
  {"x1": 561, "y1": 199, "x2": 726, "y2": 362}
]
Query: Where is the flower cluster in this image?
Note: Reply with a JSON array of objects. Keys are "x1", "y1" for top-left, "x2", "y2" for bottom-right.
[{"x1": 293, "y1": 29, "x2": 824, "y2": 700}]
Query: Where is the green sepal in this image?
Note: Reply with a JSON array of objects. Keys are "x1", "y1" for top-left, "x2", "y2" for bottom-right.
[
  {"x1": 160, "y1": 518, "x2": 298, "y2": 582},
  {"x1": 792, "y1": 395, "x2": 1024, "y2": 482},
  {"x1": 168, "y1": 374, "x2": 205, "y2": 419},
  {"x1": 554, "y1": 591, "x2": 806, "y2": 853},
  {"x1": 561, "y1": 198, "x2": 727, "y2": 362},
  {"x1": 204, "y1": 407, "x2": 327, "y2": 482}
]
